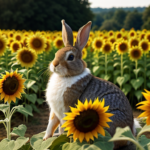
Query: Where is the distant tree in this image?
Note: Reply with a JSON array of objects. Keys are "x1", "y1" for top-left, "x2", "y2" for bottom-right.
[
  {"x1": 124, "y1": 11, "x2": 143, "y2": 30},
  {"x1": 113, "y1": 9, "x2": 127, "y2": 26},
  {"x1": 142, "y1": 5, "x2": 150, "y2": 22},
  {"x1": 92, "y1": 13, "x2": 104, "y2": 28},
  {"x1": 103, "y1": 10, "x2": 115, "y2": 20},
  {"x1": 100, "y1": 19, "x2": 121, "y2": 31},
  {"x1": 142, "y1": 17, "x2": 150, "y2": 29},
  {"x1": 0, "y1": 0, "x2": 94, "y2": 31}
]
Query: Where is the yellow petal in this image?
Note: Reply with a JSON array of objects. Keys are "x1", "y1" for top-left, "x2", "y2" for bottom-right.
[
  {"x1": 1, "y1": 92, "x2": 5, "y2": 100},
  {"x1": 84, "y1": 99, "x2": 88, "y2": 110},
  {"x1": 4, "y1": 95, "x2": 9, "y2": 103},
  {"x1": 78, "y1": 132, "x2": 85, "y2": 143},
  {"x1": 73, "y1": 130, "x2": 80, "y2": 141},
  {"x1": 67, "y1": 126, "x2": 76, "y2": 137},
  {"x1": 96, "y1": 125, "x2": 105, "y2": 136},
  {"x1": 146, "y1": 117, "x2": 150, "y2": 125},
  {"x1": 91, "y1": 129, "x2": 98, "y2": 138},
  {"x1": 138, "y1": 111, "x2": 150, "y2": 118}
]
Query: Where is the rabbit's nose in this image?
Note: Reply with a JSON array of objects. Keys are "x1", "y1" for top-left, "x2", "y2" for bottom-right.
[{"x1": 53, "y1": 60, "x2": 59, "y2": 67}]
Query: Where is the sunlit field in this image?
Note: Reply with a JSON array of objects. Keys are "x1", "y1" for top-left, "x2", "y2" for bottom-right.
[{"x1": 0, "y1": 28, "x2": 150, "y2": 149}]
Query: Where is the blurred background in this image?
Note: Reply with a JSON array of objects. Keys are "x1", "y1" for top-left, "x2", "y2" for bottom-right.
[{"x1": 0, "y1": 0, "x2": 149, "y2": 31}]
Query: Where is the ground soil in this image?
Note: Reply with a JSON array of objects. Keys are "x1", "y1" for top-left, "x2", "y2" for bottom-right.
[{"x1": 0, "y1": 103, "x2": 150, "y2": 141}]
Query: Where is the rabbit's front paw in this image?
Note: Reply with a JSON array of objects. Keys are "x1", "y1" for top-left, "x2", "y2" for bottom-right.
[{"x1": 43, "y1": 133, "x2": 52, "y2": 141}]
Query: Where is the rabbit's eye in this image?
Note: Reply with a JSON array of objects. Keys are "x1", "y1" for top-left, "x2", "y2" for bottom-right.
[{"x1": 67, "y1": 54, "x2": 74, "y2": 61}]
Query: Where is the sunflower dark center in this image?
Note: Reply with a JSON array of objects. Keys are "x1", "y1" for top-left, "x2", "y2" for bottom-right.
[
  {"x1": 132, "y1": 49, "x2": 141, "y2": 58},
  {"x1": 147, "y1": 35, "x2": 150, "y2": 42},
  {"x1": 96, "y1": 41, "x2": 102, "y2": 48},
  {"x1": 16, "y1": 36, "x2": 21, "y2": 41},
  {"x1": 131, "y1": 40, "x2": 139, "y2": 47},
  {"x1": 130, "y1": 33, "x2": 134, "y2": 37},
  {"x1": 56, "y1": 40, "x2": 63, "y2": 47},
  {"x1": 3, "y1": 76, "x2": 19, "y2": 95},
  {"x1": 110, "y1": 39, "x2": 115, "y2": 44},
  {"x1": 21, "y1": 51, "x2": 33, "y2": 63},
  {"x1": 45, "y1": 43, "x2": 50, "y2": 51},
  {"x1": 10, "y1": 33, "x2": 13, "y2": 37},
  {"x1": 32, "y1": 38, "x2": 42, "y2": 48},
  {"x1": 119, "y1": 43, "x2": 127, "y2": 51},
  {"x1": 142, "y1": 43, "x2": 148, "y2": 51},
  {"x1": 141, "y1": 34, "x2": 145, "y2": 40},
  {"x1": 13, "y1": 43, "x2": 19, "y2": 52},
  {"x1": 117, "y1": 34, "x2": 122, "y2": 38},
  {"x1": 110, "y1": 33, "x2": 113, "y2": 36},
  {"x1": 104, "y1": 44, "x2": 111, "y2": 52},
  {"x1": 0, "y1": 41, "x2": 4, "y2": 49},
  {"x1": 74, "y1": 109, "x2": 99, "y2": 133}
]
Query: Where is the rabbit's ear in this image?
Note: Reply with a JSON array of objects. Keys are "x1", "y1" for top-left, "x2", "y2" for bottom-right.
[
  {"x1": 61, "y1": 19, "x2": 73, "y2": 47},
  {"x1": 75, "y1": 21, "x2": 92, "y2": 51}
]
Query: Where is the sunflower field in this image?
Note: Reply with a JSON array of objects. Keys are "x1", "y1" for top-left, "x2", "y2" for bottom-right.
[{"x1": 0, "y1": 28, "x2": 150, "y2": 150}]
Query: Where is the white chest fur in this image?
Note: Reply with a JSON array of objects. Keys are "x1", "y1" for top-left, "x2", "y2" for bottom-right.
[{"x1": 46, "y1": 68, "x2": 91, "y2": 120}]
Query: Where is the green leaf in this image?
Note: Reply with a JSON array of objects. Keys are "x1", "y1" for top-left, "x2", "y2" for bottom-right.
[
  {"x1": 0, "y1": 139, "x2": 15, "y2": 150},
  {"x1": 103, "y1": 74, "x2": 111, "y2": 81},
  {"x1": 107, "y1": 66, "x2": 113, "y2": 71},
  {"x1": 147, "y1": 82, "x2": 150, "y2": 88},
  {"x1": 113, "y1": 62, "x2": 120, "y2": 67},
  {"x1": 37, "y1": 98, "x2": 44, "y2": 105},
  {"x1": 24, "y1": 79, "x2": 36, "y2": 89},
  {"x1": 30, "y1": 85, "x2": 39, "y2": 93},
  {"x1": 31, "y1": 104, "x2": 40, "y2": 113},
  {"x1": 13, "y1": 137, "x2": 29, "y2": 150},
  {"x1": 146, "y1": 71, "x2": 150, "y2": 77},
  {"x1": 11, "y1": 124, "x2": 27, "y2": 137},
  {"x1": 109, "y1": 126, "x2": 135, "y2": 142},
  {"x1": 113, "y1": 70, "x2": 120, "y2": 76},
  {"x1": 0, "y1": 104, "x2": 9, "y2": 113},
  {"x1": 18, "y1": 142, "x2": 32, "y2": 150},
  {"x1": 50, "y1": 134, "x2": 70, "y2": 150},
  {"x1": 93, "y1": 66, "x2": 104, "y2": 76},
  {"x1": 123, "y1": 65, "x2": 130, "y2": 70},
  {"x1": 130, "y1": 77, "x2": 144, "y2": 90},
  {"x1": 24, "y1": 94, "x2": 37, "y2": 104},
  {"x1": 17, "y1": 105, "x2": 33, "y2": 118},
  {"x1": 116, "y1": 76, "x2": 125, "y2": 87},
  {"x1": 79, "y1": 144, "x2": 101, "y2": 150},
  {"x1": 122, "y1": 84, "x2": 132, "y2": 95},
  {"x1": 137, "y1": 124, "x2": 150, "y2": 139},
  {"x1": 134, "y1": 90, "x2": 143, "y2": 101},
  {"x1": 133, "y1": 68, "x2": 144, "y2": 77},
  {"x1": 62, "y1": 140, "x2": 87, "y2": 150},
  {"x1": 138, "y1": 135, "x2": 150, "y2": 150},
  {"x1": 30, "y1": 132, "x2": 57, "y2": 150}
]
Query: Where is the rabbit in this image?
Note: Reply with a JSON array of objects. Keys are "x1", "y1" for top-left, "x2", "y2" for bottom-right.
[{"x1": 43, "y1": 19, "x2": 135, "y2": 150}]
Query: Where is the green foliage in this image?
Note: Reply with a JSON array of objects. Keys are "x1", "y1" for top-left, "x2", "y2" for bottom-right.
[
  {"x1": 0, "y1": 0, "x2": 94, "y2": 31},
  {"x1": 124, "y1": 11, "x2": 143, "y2": 30},
  {"x1": 11, "y1": 125, "x2": 27, "y2": 137}
]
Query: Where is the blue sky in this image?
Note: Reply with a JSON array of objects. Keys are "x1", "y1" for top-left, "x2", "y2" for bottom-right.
[{"x1": 89, "y1": 0, "x2": 150, "y2": 8}]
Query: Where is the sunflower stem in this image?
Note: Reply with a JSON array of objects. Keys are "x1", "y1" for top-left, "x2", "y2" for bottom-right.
[
  {"x1": 7, "y1": 102, "x2": 11, "y2": 140},
  {"x1": 105, "y1": 54, "x2": 107, "y2": 75},
  {"x1": 144, "y1": 53, "x2": 147, "y2": 89},
  {"x1": 135, "y1": 60, "x2": 138, "y2": 79},
  {"x1": 121, "y1": 54, "x2": 123, "y2": 77}
]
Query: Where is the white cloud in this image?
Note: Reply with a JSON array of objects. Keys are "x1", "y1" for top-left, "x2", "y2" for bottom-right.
[{"x1": 89, "y1": 0, "x2": 150, "y2": 8}]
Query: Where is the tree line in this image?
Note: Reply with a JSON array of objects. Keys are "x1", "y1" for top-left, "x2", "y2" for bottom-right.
[{"x1": 92, "y1": 6, "x2": 150, "y2": 31}]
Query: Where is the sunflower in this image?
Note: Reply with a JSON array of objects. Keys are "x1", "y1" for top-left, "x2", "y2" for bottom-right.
[
  {"x1": 62, "y1": 98, "x2": 113, "y2": 143},
  {"x1": 0, "y1": 35, "x2": 7, "y2": 56},
  {"x1": 0, "y1": 70, "x2": 25, "y2": 103},
  {"x1": 53, "y1": 37, "x2": 64, "y2": 49},
  {"x1": 129, "y1": 37, "x2": 139, "y2": 48},
  {"x1": 116, "y1": 32, "x2": 122, "y2": 40},
  {"x1": 82, "y1": 48, "x2": 87, "y2": 59},
  {"x1": 101, "y1": 42, "x2": 113, "y2": 54},
  {"x1": 10, "y1": 41, "x2": 22, "y2": 53},
  {"x1": 116, "y1": 40, "x2": 129, "y2": 55},
  {"x1": 7, "y1": 37, "x2": 14, "y2": 47},
  {"x1": 14, "y1": 32, "x2": 22, "y2": 42},
  {"x1": 27, "y1": 33, "x2": 46, "y2": 54},
  {"x1": 85, "y1": 37, "x2": 92, "y2": 49},
  {"x1": 108, "y1": 30, "x2": 114, "y2": 37},
  {"x1": 128, "y1": 30, "x2": 137, "y2": 38},
  {"x1": 8, "y1": 31, "x2": 14, "y2": 38},
  {"x1": 139, "y1": 33, "x2": 145, "y2": 40},
  {"x1": 139, "y1": 39, "x2": 150, "y2": 53},
  {"x1": 22, "y1": 37, "x2": 28, "y2": 47},
  {"x1": 145, "y1": 33, "x2": 150, "y2": 42},
  {"x1": 109, "y1": 37, "x2": 116, "y2": 44},
  {"x1": 92, "y1": 37, "x2": 104, "y2": 51},
  {"x1": 45, "y1": 40, "x2": 52, "y2": 52},
  {"x1": 136, "y1": 89, "x2": 150, "y2": 125},
  {"x1": 16, "y1": 48, "x2": 37, "y2": 68},
  {"x1": 129, "y1": 46, "x2": 143, "y2": 61}
]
